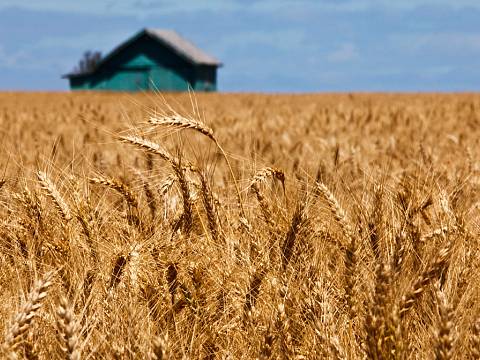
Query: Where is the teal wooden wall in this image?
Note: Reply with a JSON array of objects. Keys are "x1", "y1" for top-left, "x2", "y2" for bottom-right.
[{"x1": 69, "y1": 34, "x2": 217, "y2": 92}]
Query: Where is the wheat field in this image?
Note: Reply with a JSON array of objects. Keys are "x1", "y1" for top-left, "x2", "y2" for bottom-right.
[{"x1": 0, "y1": 91, "x2": 480, "y2": 359}]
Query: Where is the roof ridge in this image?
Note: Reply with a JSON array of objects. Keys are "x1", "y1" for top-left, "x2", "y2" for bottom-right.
[{"x1": 144, "y1": 28, "x2": 221, "y2": 66}]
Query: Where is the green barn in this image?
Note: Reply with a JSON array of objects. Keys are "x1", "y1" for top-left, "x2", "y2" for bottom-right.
[{"x1": 63, "y1": 28, "x2": 222, "y2": 92}]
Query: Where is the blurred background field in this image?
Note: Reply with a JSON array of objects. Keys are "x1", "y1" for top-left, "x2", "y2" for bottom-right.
[{"x1": 2, "y1": 92, "x2": 480, "y2": 178}]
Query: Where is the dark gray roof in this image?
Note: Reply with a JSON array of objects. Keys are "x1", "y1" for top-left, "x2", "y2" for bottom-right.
[
  {"x1": 63, "y1": 28, "x2": 221, "y2": 78},
  {"x1": 145, "y1": 28, "x2": 221, "y2": 66}
]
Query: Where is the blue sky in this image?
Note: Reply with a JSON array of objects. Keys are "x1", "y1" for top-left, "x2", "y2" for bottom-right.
[{"x1": 1, "y1": 0, "x2": 480, "y2": 92}]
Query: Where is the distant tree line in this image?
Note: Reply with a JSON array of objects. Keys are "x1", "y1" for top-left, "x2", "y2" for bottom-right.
[{"x1": 74, "y1": 51, "x2": 102, "y2": 74}]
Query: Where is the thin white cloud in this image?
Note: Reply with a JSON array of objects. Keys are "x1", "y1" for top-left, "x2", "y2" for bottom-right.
[
  {"x1": 327, "y1": 43, "x2": 359, "y2": 62},
  {"x1": 0, "y1": 44, "x2": 31, "y2": 68},
  {"x1": 392, "y1": 32, "x2": 480, "y2": 55}
]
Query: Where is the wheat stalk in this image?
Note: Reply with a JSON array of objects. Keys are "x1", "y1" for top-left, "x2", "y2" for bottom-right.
[
  {"x1": 198, "y1": 172, "x2": 220, "y2": 242},
  {"x1": 171, "y1": 163, "x2": 193, "y2": 234},
  {"x1": 109, "y1": 255, "x2": 128, "y2": 289},
  {"x1": 244, "y1": 267, "x2": 266, "y2": 317},
  {"x1": 281, "y1": 201, "x2": 305, "y2": 270},
  {"x1": 73, "y1": 195, "x2": 97, "y2": 262},
  {"x1": 368, "y1": 183, "x2": 383, "y2": 260},
  {"x1": 166, "y1": 263, "x2": 179, "y2": 304},
  {"x1": 133, "y1": 168, "x2": 157, "y2": 221},
  {"x1": 344, "y1": 236, "x2": 358, "y2": 319}
]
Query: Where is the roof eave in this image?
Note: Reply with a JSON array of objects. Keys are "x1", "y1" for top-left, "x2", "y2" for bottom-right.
[
  {"x1": 198, "y1": 61, "x2": 223, "y2": 67},
  {"x1": 62, "y1": 71, "x2": 95, "y2": 79}
]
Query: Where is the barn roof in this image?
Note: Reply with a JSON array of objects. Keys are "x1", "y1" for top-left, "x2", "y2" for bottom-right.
[
  {"x1": 63, "y1": 28, "x2": 221, "y2": 78},
  {"x1": 145, "y1": 29, "x2": 221, "y2": 66}
]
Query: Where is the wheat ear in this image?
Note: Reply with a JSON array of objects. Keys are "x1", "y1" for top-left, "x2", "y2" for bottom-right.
[
  {"x1": 150, "y1": 114, "x2": 215, "y2": 141},
  {"x1": 250, "y1": 167, "x2": 285, "y2": 191},
  {"x1": 472, "y1": 318, "x2": 480, "y2": 359},
  {"x1": 251, "y1": 183, "x2": 276, "y2": 228},
  {"x1": 315, "y1": 182, "x2": 354, "y2": 244},
  {"x1": 151, "y1": 333, "x2": 169, "y2": 360},
  {"x1": 120, "y1": 135, "x2": 197, "y2": 174},
  {"x1": 435, "y1": 289, "x2": 454, "y2": 360},
  {"x1": 3, "y1": 271, "x2": 54, "y2": 351},
  {"x1": 158, "y1": 175, "x2": 176, "y2": 197},
  {"x1": 56, "y1": 297, "x2": 80, "y2": 360},
  {"x1": 149, "y1": 114, "x2": 245, "y2": 217},
  {"x1": 313, "y1": 324, "x2": 346, "y2": 360},
  {"x1": 399, "y1": 242, "x2": 451, "y2": 315},
  {"x1": 89, "y1": 175, "x2": 141, "y2": 229},
  {"x1": 316, "y1": 182, "x2": 357, "y2": 317},
  {"x1": 36, "y1": 171, "x2": 72, "y2": 221},
  {"x1": 119, "y1": 135, "x2": 176, "y2": 165},
  {"x1": 365, "y1": 263, "x2": 393, "y2": 359},
  {"x1": 258, "y1": 332, "x2": 274, "y2": 360},
  {"x1": 89, "y1": 175, "x2": 137, "y2": 208}
]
